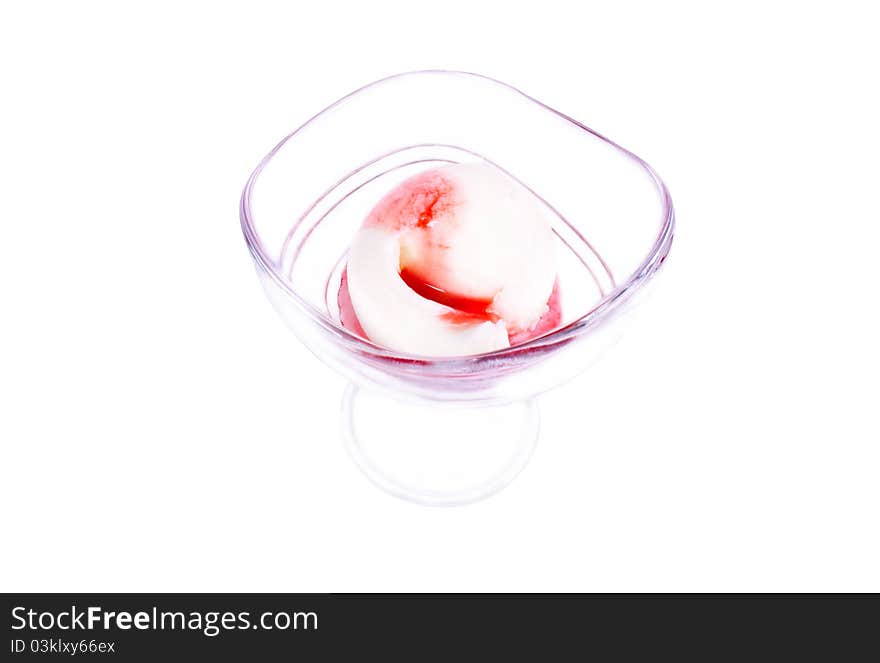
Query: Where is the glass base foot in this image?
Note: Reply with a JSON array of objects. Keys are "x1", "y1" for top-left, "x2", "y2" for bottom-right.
[{"x1": 341, "y1": 384, "x2": 540, "y2": 506}]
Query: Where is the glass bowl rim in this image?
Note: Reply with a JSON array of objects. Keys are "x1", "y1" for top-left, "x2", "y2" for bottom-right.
[{"x1": 239, "y1": 69, "x2": 675, "y2": 367}]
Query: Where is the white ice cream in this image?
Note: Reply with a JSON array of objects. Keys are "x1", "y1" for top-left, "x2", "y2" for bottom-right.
[{"x1": 347, "y1": 162, "x2": 556, "y2": 357}]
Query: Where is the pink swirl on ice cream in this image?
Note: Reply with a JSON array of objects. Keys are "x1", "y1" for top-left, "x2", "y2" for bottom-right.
[{"x1": 340, "y1": 162, "x2": 560, "y2": 356}]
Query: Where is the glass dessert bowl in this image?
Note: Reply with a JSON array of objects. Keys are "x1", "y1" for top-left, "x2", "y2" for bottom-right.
[{"x1": 240, "y1": 70, "x2": 674, "y2": 505}]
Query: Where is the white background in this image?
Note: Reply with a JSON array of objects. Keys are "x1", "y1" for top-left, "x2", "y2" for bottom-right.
[{"x1": 1, "y1": 1, "x2": 878, "y2": 592}]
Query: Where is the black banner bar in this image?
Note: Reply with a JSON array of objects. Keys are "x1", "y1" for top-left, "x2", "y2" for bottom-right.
[{"x1": 2, "y1": 594, "x2": 876, "y2": 660}]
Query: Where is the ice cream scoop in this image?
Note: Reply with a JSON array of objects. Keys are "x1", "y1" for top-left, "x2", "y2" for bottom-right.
[{"x1": 343, "y1": 162, "x2": 559, "y2": 356}]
